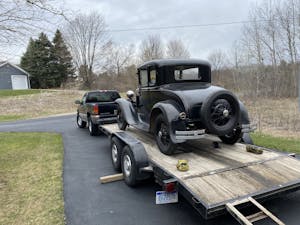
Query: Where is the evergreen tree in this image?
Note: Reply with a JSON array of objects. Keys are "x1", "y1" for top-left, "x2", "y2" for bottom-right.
[
  {"x1": 51, "y1": 29, "x2": 74, "y2": 87},
  {"x1": 20, "y1": 31, "x2": 74, "y2": 89},
  {"x1": 21, "y1": 33, "x2": 54, "y2": 88}
]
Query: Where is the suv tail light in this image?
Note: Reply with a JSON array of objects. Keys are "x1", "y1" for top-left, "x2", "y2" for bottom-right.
[{"x1": 93, "y1": 105, "x2": 99, "y2": 114}]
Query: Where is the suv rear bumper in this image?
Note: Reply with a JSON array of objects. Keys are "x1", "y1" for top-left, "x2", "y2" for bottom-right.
[{"x1": 91, "y1": 115, "x2": 117, "y2": 124}]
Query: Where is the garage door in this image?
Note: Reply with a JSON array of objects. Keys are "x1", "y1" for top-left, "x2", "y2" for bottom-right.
[{"x1": 11, "y1": 75, "x2": 29, "y2": 90}]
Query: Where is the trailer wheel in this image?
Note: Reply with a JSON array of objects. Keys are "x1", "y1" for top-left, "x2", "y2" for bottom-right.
[
  {"x1": 117, "y1": 107, "x2": 128, "y2": 130},
  {"x1": 88, "y1": 117, "x2": 100, "y2": 136},
  {"x1": 154, "y1": 114, "x2": 176, "y2": 155},
  {"x1": 111, "y1": 137, "x2": 124, "y2": 172},
  {"x1": 121, "y1": 146, "x2": 137, "y2": 186},
  {"x1": 76, "y1": 113, "x2": 86, "y2": 128}
]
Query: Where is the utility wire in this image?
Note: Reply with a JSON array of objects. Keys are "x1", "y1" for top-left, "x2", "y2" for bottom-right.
[{"x1": 106, "y1": 19, "x2": 279, "y2": 32}]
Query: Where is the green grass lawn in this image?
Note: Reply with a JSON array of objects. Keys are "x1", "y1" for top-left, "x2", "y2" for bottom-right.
[
  {"x1": 0, "y1": 89, "x2": 42, "y2": 97},
  {"x1": 251, "y1": 132, "x2": 300, "y2": 154},
  {"x1": 0, "y1": 132, "x2": 64, "y2": 225},
  {"x1": 0, "y1": 115, "x2": 26, "y2": 122}
]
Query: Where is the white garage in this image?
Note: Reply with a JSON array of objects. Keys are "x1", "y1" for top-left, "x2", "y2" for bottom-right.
[
  {"x1": 11, "y1": 75, "x2": 29, "y2": 90},
  {"x1": 0, "y1": 61, "x2": 31, "y2": 90}
]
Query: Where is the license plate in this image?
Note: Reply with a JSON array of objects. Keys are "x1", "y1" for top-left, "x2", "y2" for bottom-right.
[{"x1": 155, "y1": 191, "x2": 178, "y2": 204}]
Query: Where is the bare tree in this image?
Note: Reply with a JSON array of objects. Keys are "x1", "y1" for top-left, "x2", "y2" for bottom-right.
[
  {"x1": 166, "y1": 39, "x2": 190, "y2": 59},
  {"x1": 139, "y1": 35, "x2": 164, "y2": 62},
  {"x1": 104, "y1": 44, "x2": 135, "y2": 76},
  {"x1": 0, "y1": 0, "x2": 65, "y2": 45},
  {"x1": 208, "y1": 49, "x2": 228, "y2": 71},
  {"x1": 63, "y1": 12, "x2": 111, "y2": 89}
]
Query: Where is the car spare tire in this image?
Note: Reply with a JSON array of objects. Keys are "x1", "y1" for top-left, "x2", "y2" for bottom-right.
[{"x1": 201, "y1": 90, "x2": 240, "y2": 136}]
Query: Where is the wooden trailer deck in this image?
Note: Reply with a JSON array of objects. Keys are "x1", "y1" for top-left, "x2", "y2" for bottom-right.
[{"x1": 101, "y1": 124, "x2": 300, "y2": 221}]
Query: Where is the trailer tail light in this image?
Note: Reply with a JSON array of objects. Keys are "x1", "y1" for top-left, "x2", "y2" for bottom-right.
[
  {"x1": 164, "y1": 182, "x2": 176, "y2": 192},
  {"x1": 163, "y1": 178, "x2": 177, "y2": 192},
  {"x1": 93, "y1": 105, "x2": 99, "y2": 114}
]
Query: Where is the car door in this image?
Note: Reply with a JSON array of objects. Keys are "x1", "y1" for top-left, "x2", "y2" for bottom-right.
[
  {"x1": 137, "y1": 69, "x2": 152, "y2": 123},
  {"x1": 78, "y1": 93, "x2": 88, "y2": 121}
]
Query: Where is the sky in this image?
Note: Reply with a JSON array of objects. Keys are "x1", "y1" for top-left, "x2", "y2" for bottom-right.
[
  {"x1": 64, "y1": 0, "x2": 260, "y2": 59},
  {"x1": 3, "y1": 0, "x2": 261, "y2": 63}
]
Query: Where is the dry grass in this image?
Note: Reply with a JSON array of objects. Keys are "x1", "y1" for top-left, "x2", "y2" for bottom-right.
[
  {"x1": 243, "y1": 97, "x2": 300, "y2": 138},
  {"x1": 0, "y1": 89, "x2": 84, "y2": 121}
]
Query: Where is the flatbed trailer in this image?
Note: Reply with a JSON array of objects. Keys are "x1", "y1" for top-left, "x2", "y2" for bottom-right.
[{"x1": 100, "y1": 123, "x2": 300, "y2": 225}]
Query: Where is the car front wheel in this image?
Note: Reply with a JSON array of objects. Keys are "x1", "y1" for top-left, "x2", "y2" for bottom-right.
[
  {"x1": 77, "y1": 113, "x2": 86, "y2": 128},
  {"x1": 154, "y1": 114, "x2": 176, "y2": 155}
]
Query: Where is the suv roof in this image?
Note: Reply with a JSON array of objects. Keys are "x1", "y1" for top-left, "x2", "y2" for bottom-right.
[{"x1": 138, "y1": 59, "x2": 211, "y2": 70}]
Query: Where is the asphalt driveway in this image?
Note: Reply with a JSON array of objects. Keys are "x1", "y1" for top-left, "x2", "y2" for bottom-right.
[{"x1": 0, "y1": 115, "x2": 299, "y2": 225}]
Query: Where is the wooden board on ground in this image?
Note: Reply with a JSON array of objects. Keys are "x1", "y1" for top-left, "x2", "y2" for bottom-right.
[
  {"x1": 100, "y1": 173, "x2": 123, "y2": 184},
  {"x1": 102, "y1": 124, "x2": 300, "y2": 207}
]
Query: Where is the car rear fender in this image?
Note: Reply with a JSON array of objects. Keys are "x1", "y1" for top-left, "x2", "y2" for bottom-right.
[{"x1": 115, "y1": 98, "x2": 138, "y2": 125}]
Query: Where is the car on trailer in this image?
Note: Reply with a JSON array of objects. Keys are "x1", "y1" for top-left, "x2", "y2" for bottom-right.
[
  {"x1": 75, "y1": 90, "x2": 120, "y2": 135},
  {"x1": 116, "y1": 59, "x2": 255, "y2": 155}
]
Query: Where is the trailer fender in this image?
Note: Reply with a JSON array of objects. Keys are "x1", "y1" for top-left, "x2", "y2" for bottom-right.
[
  {"x1": 115, "y1": 98, "x2": 138, "y2": 125},
  {"x1": 150, "y1": 100, "x2": 185, "y2": 144},
  {"x1": 112, "y1": 132, "x2": 150, "y2": 181}
]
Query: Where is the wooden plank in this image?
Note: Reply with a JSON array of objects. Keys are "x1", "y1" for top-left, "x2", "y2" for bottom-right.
[
  {"x1": 248, "y1": 197, "x2": 285, "y2": 225},
  {"x1": 226, "y1": 203, "x2": 252, "y2": 225},
  {"x1": 246, "y1": 211, "x2": 268, "y2": 223},
  {"x1": 100, "y1": 173, "x2": 123, "y2": 184}
]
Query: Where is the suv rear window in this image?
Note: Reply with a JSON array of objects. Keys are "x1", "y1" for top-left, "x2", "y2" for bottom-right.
[{"x1": 86, "y1": 91, "x2": 120, "y2": 103}]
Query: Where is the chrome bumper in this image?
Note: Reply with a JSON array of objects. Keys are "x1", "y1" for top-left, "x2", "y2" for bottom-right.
[
  {"x1": 175, "y1": 129, "x2": 206, "y2": 140},
  {"x1": 91, "y1": 115, "x2": 117, "y2": 124}
]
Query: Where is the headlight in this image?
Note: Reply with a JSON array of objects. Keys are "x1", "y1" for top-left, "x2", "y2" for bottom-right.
[{"x1": 178, "y1": 112, "x2": 186, "y2": 120}]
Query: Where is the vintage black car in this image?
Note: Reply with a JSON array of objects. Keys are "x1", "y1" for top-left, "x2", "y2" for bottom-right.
[{"x1": 116, "y1": 59, "x2": 255, "y2": 155}]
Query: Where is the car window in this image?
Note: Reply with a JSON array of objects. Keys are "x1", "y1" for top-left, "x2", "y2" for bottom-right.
[
  {"x1": 86, "y1": 91, "x2": 120, "y2": 103},
  {"x1": 174, "y1": 67, "x2": 201, "y2": 80},
  {"x1": 149, "y1": 69, "x2": 156, "y2": 86},
  {"x1": 140, "y1": 70, "x2": 148, "y2": 87}
]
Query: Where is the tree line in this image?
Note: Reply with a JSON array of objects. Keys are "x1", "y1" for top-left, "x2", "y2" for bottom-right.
[{"x1": 1, "y1": 0, "x2": 299, "y2": 96}]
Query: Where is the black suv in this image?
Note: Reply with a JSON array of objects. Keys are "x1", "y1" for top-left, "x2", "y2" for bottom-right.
[{"x1": 116, "y1": 59, "x2": 255, "y2": 155}]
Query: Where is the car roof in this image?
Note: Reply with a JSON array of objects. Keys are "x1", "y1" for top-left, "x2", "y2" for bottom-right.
[
  {"x1": 138, "y1": 58, "x2": 211, "y2": 70},
  {"x1": 86, "y1": 90, "x2": 119, "y2": 94}
]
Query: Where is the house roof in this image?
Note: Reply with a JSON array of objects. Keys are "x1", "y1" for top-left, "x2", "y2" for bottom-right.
[{"x1": 0, "y1": 61, "x2": 30, "y2": 76}]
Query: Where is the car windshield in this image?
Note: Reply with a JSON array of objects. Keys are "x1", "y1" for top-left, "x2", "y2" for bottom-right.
[
  {"x1": 86, "y1": 91, "x2": 120, "y2": 103},
  {"x1": 173, "y1": 65, "x2": 209, "y2": 82}
]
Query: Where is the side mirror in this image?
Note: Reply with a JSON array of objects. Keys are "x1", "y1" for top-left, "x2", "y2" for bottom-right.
[{"x1": 74, "y1": 100, "x2": 81, "y2": 104}]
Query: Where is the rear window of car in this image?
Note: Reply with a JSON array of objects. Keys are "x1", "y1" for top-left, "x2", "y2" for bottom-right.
[
  {"x1": 86, "y1": 91, "x2": 120, "y2": 103},
  {"x1": 174, "y1": 66, "x2": 209, "y2": 81}
]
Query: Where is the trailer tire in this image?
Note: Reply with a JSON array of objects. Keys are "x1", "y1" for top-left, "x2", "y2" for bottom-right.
[
  {"x1": 121, "y1": 146, "x2": 137, "y2": 187},
  {"x1": 111, "y1": 137, "x2": 124, "y2": 172},
  {"x1": 88, "y1": 117, "x2": 100, "y2": 136},
  {"x1": 76, "y1": 113, "x2": 86, "y2": 128}
]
